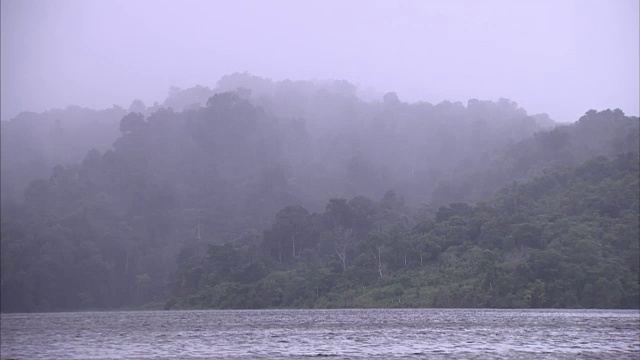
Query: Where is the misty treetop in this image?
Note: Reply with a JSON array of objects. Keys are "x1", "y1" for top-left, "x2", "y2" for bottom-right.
[{"x1": 1, "y1": 73, "x2": 638, "y2": 312}]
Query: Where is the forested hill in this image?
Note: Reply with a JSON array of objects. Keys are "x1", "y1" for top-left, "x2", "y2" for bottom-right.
[
  {"x1": 2, "y1": 73, "x2": 557, "y2": 208},
  {"x1": 1, "y1": 106, "x2": 126, "y2": 205},
  {"x1": 170, "y1": 152, "x2": 639, "y2": 309},
  {"x1": 1, "y1": 74, "x2": 638, "y2": 312}
]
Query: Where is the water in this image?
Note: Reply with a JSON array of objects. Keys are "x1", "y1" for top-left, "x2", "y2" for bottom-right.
[{"x1": 1, "y1": 309, "x2": 638, "y2": 359}]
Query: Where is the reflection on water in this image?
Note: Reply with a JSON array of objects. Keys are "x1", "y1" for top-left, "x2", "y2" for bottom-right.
[{"x1": 1, "y1": 309, "x2": 639, "y2": 359}]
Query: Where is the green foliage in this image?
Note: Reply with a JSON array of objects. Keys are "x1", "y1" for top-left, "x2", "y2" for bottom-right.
[
  {"x1": 165, "y1": 152, "x2": 638, "y2": 309},
  {"x1": 1, "y1": 76, "x2": 638, "y2": 312}
]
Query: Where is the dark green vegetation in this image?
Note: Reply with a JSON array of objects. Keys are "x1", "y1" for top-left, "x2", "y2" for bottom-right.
[{"x1": 1, "y1": 73, "x2": 638, "y2": 312}]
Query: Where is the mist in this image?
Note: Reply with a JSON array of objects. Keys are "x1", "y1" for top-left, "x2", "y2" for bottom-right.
[
  {"x1": 2, "y1": 0, "x2": 638, "y2": 123},
  {"x1": 2, "y1": 3, "x2": 640, "y2": 354}
]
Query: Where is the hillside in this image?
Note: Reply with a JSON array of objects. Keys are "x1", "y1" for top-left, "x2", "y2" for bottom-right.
[
  {"x1": 169, "y1": 152, "x2": 639, "y2": 309},
  {"x1": 1, "y1": 74, "x2": 638, "y2": 312}
]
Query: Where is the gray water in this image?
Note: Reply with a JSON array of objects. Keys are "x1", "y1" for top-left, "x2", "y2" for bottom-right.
[{"x1": 1, "y1": 309, "x2": 639, "y2": 359}]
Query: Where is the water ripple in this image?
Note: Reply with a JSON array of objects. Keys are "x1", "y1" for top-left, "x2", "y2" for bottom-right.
[{"x1": 1, "y1": 309, "x2": 639, "y2": 359}]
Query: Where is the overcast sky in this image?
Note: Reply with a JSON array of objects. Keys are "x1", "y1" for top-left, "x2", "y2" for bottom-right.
[{"x1": 2, "y1": 0, "x2": 638, "y2": 122}]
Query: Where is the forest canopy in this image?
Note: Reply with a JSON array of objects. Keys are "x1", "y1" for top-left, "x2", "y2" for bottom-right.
[{"x1": 1, "y1": 73, "x2": 638, "y2": 312}]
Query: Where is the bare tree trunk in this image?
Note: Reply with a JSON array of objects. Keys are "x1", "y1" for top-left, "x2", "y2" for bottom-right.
[
  {"x1": 336, "y1": 247, "x2": 347, "y2": 272},
  {"x1": 333, "y1": 226, "x2": 353, "y2": 273},
  {"x1": 377, "y1": 246, "x2": 384, "y2": 278},
  {"x1": 292, "y1": 234, "x2": 296, "y2": 258}
]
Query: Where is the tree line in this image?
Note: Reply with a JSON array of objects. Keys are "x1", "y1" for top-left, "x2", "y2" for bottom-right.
[
  {"x1": 170, "y1": 152, "x2": 639, "y2": 309},
  {"x1": 1, "y1": 73, "x2": 638, "y2": 311}
]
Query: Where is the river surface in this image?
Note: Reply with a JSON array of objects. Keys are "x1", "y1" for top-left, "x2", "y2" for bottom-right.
[{"x1": 1, "y1": 309, "x2": 639, "y2": 359}]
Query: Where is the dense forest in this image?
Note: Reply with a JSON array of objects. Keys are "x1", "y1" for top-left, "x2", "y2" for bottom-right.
[{"x1": 1, "y1": 73, "x2": 638, "y2": 312}]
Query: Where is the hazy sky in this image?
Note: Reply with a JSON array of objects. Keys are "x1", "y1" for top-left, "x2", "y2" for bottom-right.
[{"x1": 2, "y1": 0, "x2": 638, "y2": 122}]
